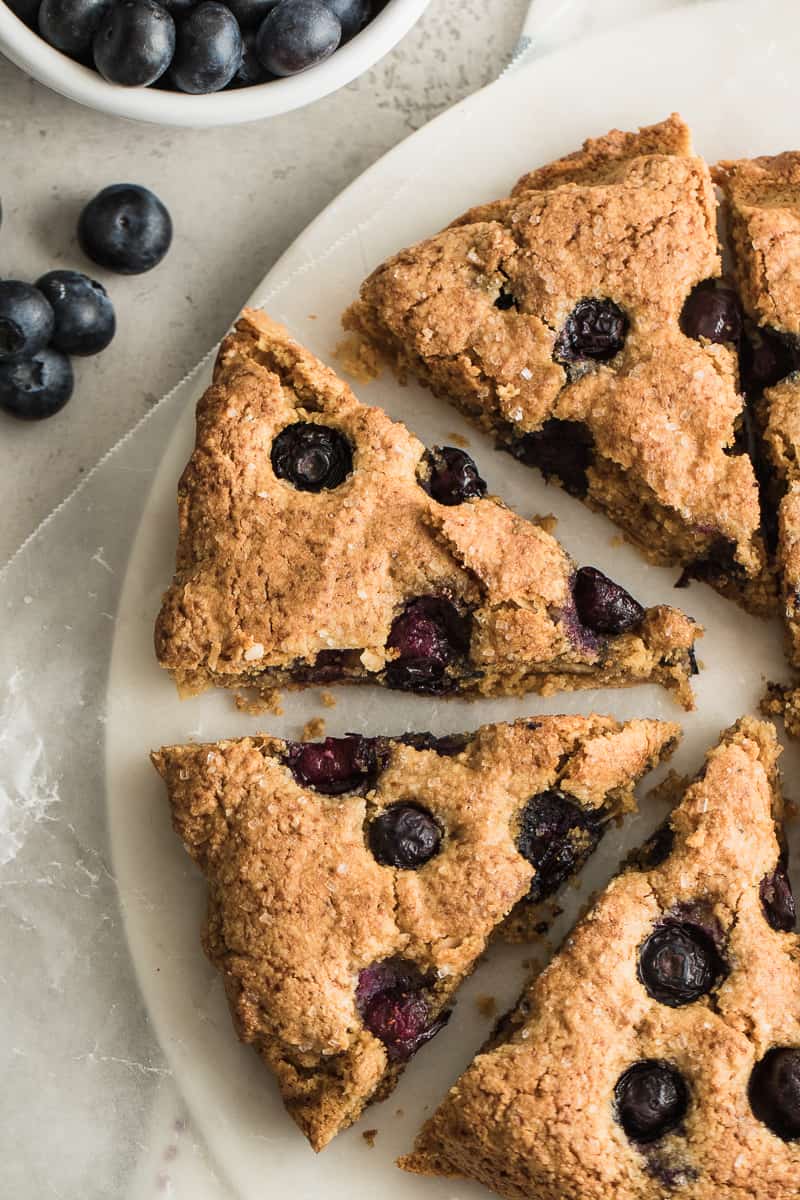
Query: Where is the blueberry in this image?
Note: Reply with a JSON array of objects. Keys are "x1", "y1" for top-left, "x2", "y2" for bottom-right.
[
  {"x1": 284, "y1": 735, "x2": 378, "y2": 795},
  {"x1": 226, "y1": 0, "x2": 277, "y2": 26},
  {"x1": 760, "y1": 857, "x2": 796, "y2": 932},
  {"x1": 507, "y1": 418, "x2": 593, "y2": 498},
  {"x1": 368, "y1": 804, "x2": 442, "y2": 870},
  {"x1": 169, "y1": 0, "x2": 243, "y2": 91},
  {"x1": 385, "y1": 596, "x2": 470, "y2": 694},
  {"x1": 555, "y1": 298, "x2": 628, "y2": 363},
  {"x1": 292, "y1": 648, "x2": 353, "y2": 684},
  {"x1": 615, "y1": 1061, "x2": 689, "y2": 1143},
  {"x1": 256, "y1": 0, "x2": 340, "y2": 77},
  {"x1": 638, "y1": 922, "x2": 723, "y2": 1007},
  {"x1": 271, "y1": 422, "x2": 353, "y2": 491},
  {"x1": 573, "y1": 566, "x2": 645, "y2": 636},
  {"x1": 324, "y1": 0, "x2": 368, "y2": 40},
  {"x1": 35, "y1": 270, "x2": 115, "y2": 357},
  {"x1": 79, "y1": 184, "x2": 172, "y2": 275},
  {"x1": 0, "y1": 348, "x2": 74, "y2": 421},
  {"x1": 159, "y1": 0, "x2": 195, "y2": 14},
  {"x1": 423, "y1": 445, "x2": 486, "y2": 506},
  {"x1": 6, "y1": 0, "x2": 41, "y2": 27},
  {"x1": 356, "y1": 959, "x2": 448, "y2": 1061},
  {"x1": 516, "y1": 791, "x2": 603, "y2": 903},
  {"x1": 93, "y1": 0, "x2": 176, "y2": 85},
  {"x1": 680, "y1": 281, "x2": 742, "y2": 345},
  {"x1": 740, "y1": 325, "x2": 797, "y2": 396},
  {"x1": 395, "y1": 731, "x2": 471, "y2": 757},
  {"x1": 230, "y1": 29, "x2": 273, "y2": 82},
  {"x1": 0, "y1": 281, "x2": 54, "y2": 364},
  {"x1": 494, "y1": 286, "x2": 517, "y2": 311},
  {"x1": 631, "y1": 821, "x2": 675, "y2": 871},
  {"x1": 38, "y1": 0, "x2": 112, "y2": 55},
  {"x1": 749, "y1": 1048, "x2": 800, "y2": 1141}
]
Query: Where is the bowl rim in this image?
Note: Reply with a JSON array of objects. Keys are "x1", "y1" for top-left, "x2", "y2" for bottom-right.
[{"x1": 0, "y1": 0, "x2": 431, "y2": 126}]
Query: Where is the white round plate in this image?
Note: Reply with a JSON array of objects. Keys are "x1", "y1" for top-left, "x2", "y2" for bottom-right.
[{"x1": 108, "y1": 3, "x2": 800, "y2": 1196}]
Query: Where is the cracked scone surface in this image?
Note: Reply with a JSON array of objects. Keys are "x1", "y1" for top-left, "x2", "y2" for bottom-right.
[
  {"x1": 344, "y1": 115, "x2": 770, "y2": 613},
  {"x1": 154, "y1": 308, "x2": 699, "y2": 705},
  {"x1": 403, "y1": 718, "x2": 800, "y2": 1200},
  {"x1": 151, "y1": 715, "x2": 679, "y2": 1150}
]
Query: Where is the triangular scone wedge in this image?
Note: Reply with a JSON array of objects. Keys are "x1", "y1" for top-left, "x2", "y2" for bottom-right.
[
  {"x1": 403, "y1": 718, "x2": 800, "y2": 1200},
  {"x1": 344, "y1": 116, "x2": 771, "y2": 614},
  {"x1": 152, "y1": 715, "x2": 679, "y2": 1150},
  {"x1": 155, "y1": 309, "x2": 699, "y2": 706}
]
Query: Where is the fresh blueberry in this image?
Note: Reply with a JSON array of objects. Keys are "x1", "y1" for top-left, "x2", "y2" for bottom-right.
[
  {"x1": 38, "y1": 0, "x2": 111, "y2": 55},
  {"x1": 555, "y1": 298, "x2": 628, "y2": 363},
  {"x1": 680, "y1": 281, "x2": 742, "y2": 345},
  {"x1": 749, "y1": 1048, "x2": 800, "y2": 1141},
  {"x1": 385, "y1": 596, "x2": 469, "y2": 694},
  {"x1": 0, "y1": 348, "x2": 74, "y2": 421},
  {"x1": 226, "y1": 0, "x2": 277, "y2": 25},
  {"x1": 516, "y1": 791, "x2": 603, "y2": 903},
  {"x1": 170, "y1": 0, "x2": 243, "y2": 91},
  {"x1": 271, "y1": 421, "x2": 353, "y2": 491},
  {"x1": 573, "y1": 566, "x2": 645, "y2": 636},
  {"x1": 159, "y1": 0, "x2": 195, "y2": 14},
  {"x1": 78, "y1": 184, "x2": 172, "y2": 275},
  {"x1": 93, "y1": 0, "x2": 176, "y2": 85},
  {"x1": 368, "y1": 804, "x2": 442, "y2": 870},
  {"x1": 740, "y1": 325, "x2": 797, "y2": 396},
  {"x1": 423, "y1": 445, "x2": 487, "y2": 506},
  {"x1": 760, "y1": 857, "x2": 797, "y2": 932},
  {"x1": 0, "y1": 281, "x2": 54, "y2": 364},
  {"x1": 256, "y1": 0, "x2": 340, "y2": 77},
  {"x1": 615, "y1": 1061, "x2": 689, "y2": 1143},
  {"x1": 507, "y1": 418, "x2": 593, "y2": 498},
  {"x1": 395, "y1": 731, "x2": 471, "y2": 757},
  {"x1": 638, "y1": 922, "x2": 724, "y2": 1007},
  {"x1": 35, "y1": 270, "x2": 115, "y2": 357},
  {"x1": 284, "y1": 735, "x2": 378, "y2": 795},
  {"x1": 356, "y1": 959, "x2": 448, "y2": 1061},
  {"x1": 230, "y1": 29, "x2": 273, "y2": 82},
  {"x1": 6, "y1": 0, "x2": 41, "y2": 27},
  {"x1": 324, "y1": 0, "x2": 368, "y2": 40}
]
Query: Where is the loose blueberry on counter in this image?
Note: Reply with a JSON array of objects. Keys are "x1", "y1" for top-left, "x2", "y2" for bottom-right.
[
  {"x1": 385, "y1": 596, "x2": 469, "y2": 694},
  {"x1": 38, "y1": 0, "x2": 112, "y2": 56},
  {"x1": 326, "y1": 0, "x2": 369, "y2": 40},
  {"x1": 739, "y1": 325, "x2": 797, "y2": 396},
  {"x1": 424, "y1": 446, "x2": 486, "y2": 506},
  {"x1": 285, "y1": 735, "x2": 377, "y2": 795},
  {"x1": 760, "y1": 857, "x2": 797, "y2": 932},
  {"x1": 368, "y1": 803, "x2": 442, "y2": 869},
  {"x1": 507, "y1": 418, "x2": 593, "y2": 498},
  {"x1": 256, "y1": 0, "x2": 340, "y2": 77},
  {"x1": 356, "y1": 958, "x2": 448, "y2": 1061},
  {"x1": 35, "y1": 270, "x2": 116, "y2": 356},
  {"x1": 516, "y1": 791, "x2": 603, "y2": 903},
  {"x1": 554, "y1": 298, "x2": 628, "y2": 363},
  {"x1": 0, "y1": 281, "x2": 54, "y2": 364},
  {"x1": 171, "y1": 0, "x2": 243, "y2": 91},
  {"x1": 79, "y1": 184, "x2": 172, "y2": 274},
  {"x1": 573, "y1": 566, "x2": 645, "y2": 636},
  {"x1": 0, "y1": 348, "x2": 74, "y2": 420},
  {"x1": 93, "y1": 0, "x2": 176, "y2": 86},
  {"x1": 271, "y1": 421, "x2": 353, "y2": 491},
  {"x1": 638, "y1": 922, "x2": 723, "y2": 1007},
  {"x1": 615, "y1": 1060, "x2": 689, "y2": 1143},
  {"x1": 680, "y1": 281, "x2": 742, "y2": 345},
  {"x1": 749, "y1": 1048, "x2": 800, "y2": 1141}
]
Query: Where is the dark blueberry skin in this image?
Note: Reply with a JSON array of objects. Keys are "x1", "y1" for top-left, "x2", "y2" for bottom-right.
[
  {"x1": 231, "y1": 29, "x2": 273, "y2": 82},
  {"x1": 385, "y1": 596, "x2": 470, "y2": 694},
  {"x1": 159, "y1": 0, "x2": 195, "y2": 14},
  {"x1": 749, "y1": 1048, "x2": 800, "y2": 1141},
  {"x1": 226, "y1": 0, "x2": 278, "y2": 25},
  {"x1": 6, "y1": 0, "x2": 41, "y2": 27},
  {"x1": 555, "y1": 298, "x2": 628, "y2": 363},
  {"x1": 615, "y1": 1060, "x2": 689, "y2": 1144},
  {"x1": 631, "y1": 821, "x2": 675, "y2": 871},
  {"x1": 325, "y1": 0, "x2": 369, "y2": 40},
  {"x1": 680, "y1": 281, "x2": 742, "y2": 345},
  {"x1": 356, "y1": 958, "x2": 448, "y2": 1061},
  {"x1": 395, "y1": 731, "x2": 471, "y2": 757},
  {"x1": 284, "y1": 735, "x2": 377, "y2": 795},
  {"x1": 507, "y1": 418, "x2": 594, "y2": 498},
  {"x1": 760, "y1": 858, "x2": 797, "y2": 932},
  {"x1": 256, "y1": 0, "x2": 341, "y2": 77},
  {"x1": 573, "y1": 566, "x2": 645, "y2": 636},
  {"x1": 638, "y1": 922, "x2": 724, "y2": 1007},
  {"x1": 424, "y1": 446, "x2": 486, "y2": 506},
  {"x1": 171, "y1": 0, "x2": 243, "y2": 92},
  {"x1": 516, "y1": 791, "x2": 603, "y2": 903},
  {"x1": 739, "y1": 325, "x2": 798, "y2": 396},
  {"x1": 368, "y1": 803, "x2": 442, "y2": 870},
  {"x1": 35, "y1": 270, "x2": 115, "y2": 357},
  {"x1": 494, "y1": 286, "x2": 517, "y2": 311},
  {"x1": 0, "y1": 348, "x2": 74, "y2": 421},
  {"x1": 271, "y1": 421, "x2": 353, "y2": 491},
  {"x1": 79, "y1": 184, "x2": 172, "y2": 275},
  {"x1": 0, "y1": 281, "x2": 54, "y2": 364},
  {"x1": 38, "y1": 0, "x2": 111, "y2": 56},
  {"x1": 93, "y1": 0, "x2": 176, "y2": 85}
]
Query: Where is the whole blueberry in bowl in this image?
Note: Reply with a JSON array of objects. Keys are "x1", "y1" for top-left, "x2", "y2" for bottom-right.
[
  {"x1": 93, "y1": 0, "x2": 175, "y2": 86},
  {"x1": 171, "y1": 0, "x2": 242, "y2": 92}
]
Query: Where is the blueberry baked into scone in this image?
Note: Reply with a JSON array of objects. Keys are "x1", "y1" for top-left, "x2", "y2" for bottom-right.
[
  {"x1": 151, "y1": 715, "x2": 679, "y2": 1150},
  {"x1": 154, "y1": 309, "x2": 700, "y2": 705},
  {"x1": 343, "y1": 115, "x2": 773, "y2": 615},
  {"x1": 402, "y1": 718, "x2": 799, "y2": 1200}
]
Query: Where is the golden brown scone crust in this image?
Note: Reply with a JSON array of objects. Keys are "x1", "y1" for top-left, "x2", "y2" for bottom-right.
[
  {"x1": 403, "y1": 718, "x2": 800, "y2": 1200},
  {"x1": 152, "y1": 715, "x2": 679, "y2": 1151}
]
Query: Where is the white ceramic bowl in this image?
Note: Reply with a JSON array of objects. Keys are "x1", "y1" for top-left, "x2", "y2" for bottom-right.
[{"x1": 0, "y1": 0, "x2": 430, "y2": 126}]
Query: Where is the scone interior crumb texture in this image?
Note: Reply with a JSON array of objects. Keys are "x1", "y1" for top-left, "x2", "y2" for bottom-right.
[
  {"x1": 403, "y1": 718, "x2": 800, "y2": 1200},
  {"x1": 151, "y1": 715, "x2": 679, "y2": 1151}
]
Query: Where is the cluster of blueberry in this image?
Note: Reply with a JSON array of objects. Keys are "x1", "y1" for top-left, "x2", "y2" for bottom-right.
[
  {"x1": 7, "y1": 0, "x2": 377, "y2": 92},
  {"x1": 0, "y1": 183, "x2": 171, "y2": 420}
]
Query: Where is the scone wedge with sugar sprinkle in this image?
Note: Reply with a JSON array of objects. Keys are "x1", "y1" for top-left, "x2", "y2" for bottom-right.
[
  {"x1": 151, "y1": 715, "x2": 679, "y2": 1150},
  {"x1": 155, "y1": 309, "x2": 699, "y2": 706},
  {"x1": 403, "y1": 717, "x2": 800, "y2": 1200}
]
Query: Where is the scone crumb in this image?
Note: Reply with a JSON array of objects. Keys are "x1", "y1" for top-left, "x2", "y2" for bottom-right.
[
  {"x1": 362, "y1": 1129, "x2": 378, "y2": 1148},
  {"x1": 320, "y1": 690, "x2": 337, "y2": 709},
  {"x1": 476, "y1": 994, "x2": 497, "y2": 1019},
  {"x1": 301, "y1": 716, "x2": 326, "y2": 741},
  {"x1": 447, "y1": 431, "x2": 470, "y2": 448},
  {"x1": 335, "y1": 334, "x2": 383, "y2": 383},
  {"x1": 533, "y1": 513, "x2": 558, "y2": 535},
  {"x1": 234, "y1": 689, "x2": 284, "y2": 716}
]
